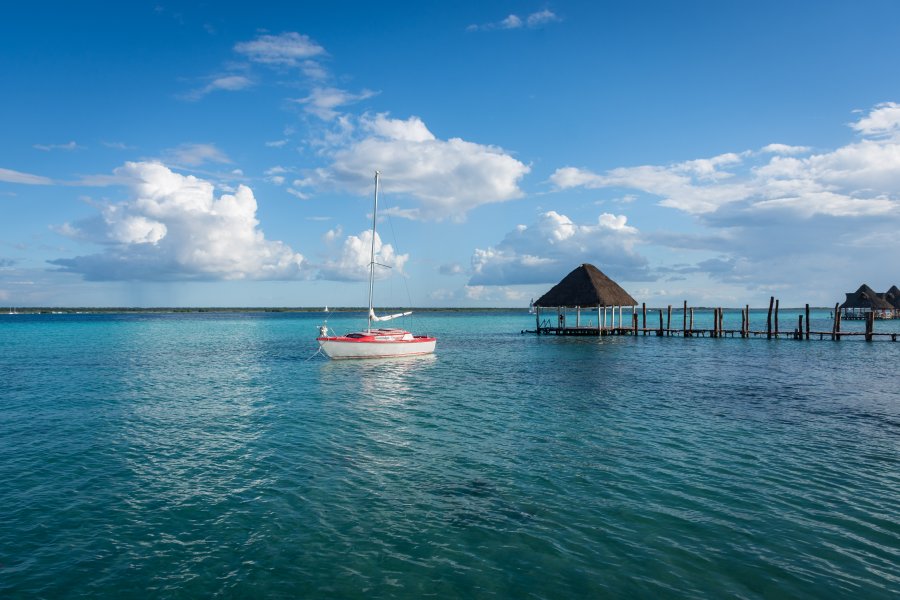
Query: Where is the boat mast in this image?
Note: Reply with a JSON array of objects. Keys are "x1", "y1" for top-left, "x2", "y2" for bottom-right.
[{"x1": 367, "y1": 171, "x2": 380, "y2": 332}]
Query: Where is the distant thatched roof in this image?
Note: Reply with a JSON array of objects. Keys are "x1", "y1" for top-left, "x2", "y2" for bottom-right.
[
  {"x1": 881, "y1": 285, "x2": 900, "y2": 309},
  {"x1": 840, "y1": 284, "x2": 894, "y2": 310},
  {"x1": 534, "y1": 263, "x2": 637, "y2": 308}
]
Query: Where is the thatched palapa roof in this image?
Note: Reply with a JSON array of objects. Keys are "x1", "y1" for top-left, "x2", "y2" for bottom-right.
[
  {"x1": 881, "y1": 285, "x2": 900, "y2": 309},
  {"x1": 534, "y1": 263, "x2": 637, "y2": 308},
  {"x1": 840, "y1": 284, "x2": 894, "y2": 310}
]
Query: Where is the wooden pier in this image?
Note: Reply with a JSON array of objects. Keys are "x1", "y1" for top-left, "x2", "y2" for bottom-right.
[{"x1": 526, "y1": 299, "x2": 898, "y2": 342}]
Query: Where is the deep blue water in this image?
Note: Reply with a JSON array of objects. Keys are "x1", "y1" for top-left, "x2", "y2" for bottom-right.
[{"x1": 1, "y1": 310, "x2": 899, "y2": 598}]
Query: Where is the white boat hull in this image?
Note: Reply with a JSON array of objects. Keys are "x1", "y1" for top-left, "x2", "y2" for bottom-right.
[{"x1": 318, "y1": 337, "x2": 436, "y2": 360}]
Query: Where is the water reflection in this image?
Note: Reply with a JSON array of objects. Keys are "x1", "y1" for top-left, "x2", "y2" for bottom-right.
[{"x1": 318, "y1": 354, "x2": 437, "y2": 405}]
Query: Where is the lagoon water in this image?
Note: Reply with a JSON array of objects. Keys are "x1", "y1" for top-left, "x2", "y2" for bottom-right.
[{"x1": 1, "y1": 310, "x2": 899, "y2": 598}]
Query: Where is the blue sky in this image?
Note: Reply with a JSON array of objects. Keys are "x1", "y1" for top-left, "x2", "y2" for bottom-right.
[{"x1": 2, "y1": 1, "x2": 900, "y2": 308}]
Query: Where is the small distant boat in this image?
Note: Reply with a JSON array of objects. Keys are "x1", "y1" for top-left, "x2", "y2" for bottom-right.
[
  {"x1": 324, "y1": 305, "x2": 329, "y2": 313},
  {"x1": 316, "y1": 171, "x2": 436, "y2": 360}
]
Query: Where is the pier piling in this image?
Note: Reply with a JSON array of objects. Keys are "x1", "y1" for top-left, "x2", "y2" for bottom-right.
[{"x1": 775, "y1": 299, "x2": 780, "y2": 339}]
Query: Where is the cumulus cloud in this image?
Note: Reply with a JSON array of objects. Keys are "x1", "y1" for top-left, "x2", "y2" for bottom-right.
[
  {"x1": 468, "y1": 10, "x2": 561, "y2": 31},
  {"x1": 0, "y1": 167, "x2": 53, "y2": 185},
  {"x1": 310, "y1": 113, "x2": 530, "y2": 221},
  {"x1": 850, "y1": 101, "x2": 900, "y2": 138},
  {"x1": 49, "y1": 162, "x2": 306, "y2": 281},
  {"x1": 469, "y1": 210, "x2": 647, "y2": 285},
  {"x1": 317, "y1": 229, "x2": 408, "y2": 282}
]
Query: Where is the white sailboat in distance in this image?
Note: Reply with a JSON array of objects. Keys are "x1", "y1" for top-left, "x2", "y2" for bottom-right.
[{"x1": 316, "y1": 171, "x2": 436, "y2": 359}]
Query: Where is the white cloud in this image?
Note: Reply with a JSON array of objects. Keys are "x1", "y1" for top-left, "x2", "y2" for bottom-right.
[
  {"x1": 314, "y1": 113, "x2": 529, "y2": 221},
  {"x1": 761, "y1": 143, "x2": 810, "y2": 155},
  {"x1": 850, "y1": 101, "x2": 900, "y2": 138},
  {"x1": 162, "y1": 143, "x2": 232, "y2": 167},
  {"x1": 323, "y1": 225, "x2": 343, "y2": 243},
  {"x1": 546, "y1": 103, "x2": 900, "y2": 301},
  {"x1": 468, "y1": 10, "x2": 561, "y2": 31},
  {"x1": 470, "y1": 210, "x2": 647, "y2": 285},
  {"x1": 33, "y1": 141, "x2": 80, "y2": 152},
  {"x1": 265, "y1": 139, "x2": 288, "y2": 148},
  {"x1": 294, "y1": 87, "x2": 377, "y2": 120},
  {"x1": 184, "y1": 75, "x2": 254, "y2": 100},
  {"x1": 501, "y1": 15, "x2": 523, "y2": 29},
  {"x1": 526, "y1": 10, "x2": 561, "y2": 27},
  {"x1": 552, "y1": 162, "x2": 752, "y2": 214},
  {"x1": 265, "y1": 166, "x2": 287, "y2": 185},
  {"x1": 0, "y1": 167, "x2": 53, "y2": 185},
  {"x1": 317, "y1": 229, "x2": 408, "y2": 282},
  {"x1": 49, "y1": 162, "x2": 307, "y2": 281},
  {"x1": 234, "y1": 32, "x2": 326, "y2": 67},
  {"x1": 551, "y1": 105, "x2": 900, "y2": 218},
  {"x1": 286, "y1": 188, "x2": 309, "y2": 200}
]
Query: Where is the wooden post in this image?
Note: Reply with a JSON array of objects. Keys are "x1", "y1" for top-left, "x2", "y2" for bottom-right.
[
  {"x1": 834, "y1": 304, "x2": 841, "y2": 342},
  {"x1": 535, "y1": 305, "x2": 540, "y2": 334},
  {"x1": 767, "y1": 296, "x2": 774, "y2": 339},
  {"x1": 797, "y1": 315, "x2": 803, "y2": 340},
  {"x1": 745, "y1": 305, "x2": 750, "y2": 337},
  {"x1": 741, "y1": 307, "x2": 745, "y2": 338},
  {"x1": 658, "y1": 309, "x2": 663, "y2": 336},
  {"x1": 831, "y1": 303, "x2": 837, "y2": 341},
  {"x1": 633, "y1": 312, "x2": 638, "y2": 335},
  {"x1": 683, "y1": 301, "x2": 687, "y2": 337},
  {"x1": 667, "y1": 305, "x2": 672, "y2": 336},
  {"x1": 711, "y1": 308, "x2": 717, "y2": 338},
  {"x1": 642, "y1": 302, "x2": 647, "y2": 335},
  {"x1": 805, "y1": 304, "x2": 810, "y2": 340},
  {"x1": 774, "y1": 299, "x2": 780, "y2": 339},
  {"x1": 865, "y1": 311, "x2": 874, "y2": 342}
]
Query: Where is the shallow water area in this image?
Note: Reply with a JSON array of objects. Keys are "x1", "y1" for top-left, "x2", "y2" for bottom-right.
[{"x1": 1, "y1": 310, "x2": 899, "y2": 598}]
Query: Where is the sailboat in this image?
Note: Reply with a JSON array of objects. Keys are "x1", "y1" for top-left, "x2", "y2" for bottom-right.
[{"x1": 316, "y1": 171, "x2": 437, "y2": 359}]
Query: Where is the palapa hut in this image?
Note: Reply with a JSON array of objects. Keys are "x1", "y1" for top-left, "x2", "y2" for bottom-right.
[
  {"x1": 840, "y1": 284, "x2": 895, "y2": 320},
  {"x1": 880, "y1": 285, "x2": 900, "y2": 318},
  {"x1": 532, "y1": 263, "x2": 637, "y2": 334}
]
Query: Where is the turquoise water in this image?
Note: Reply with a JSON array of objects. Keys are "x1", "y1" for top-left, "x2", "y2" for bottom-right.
[{"x1": 1, "y1": 310, "x2": 898, "y2": 598}]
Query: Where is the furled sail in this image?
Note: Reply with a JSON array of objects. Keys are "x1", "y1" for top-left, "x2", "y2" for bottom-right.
[{"x1": 369, "y1": 308, "x2": 412, "y2": 322}]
